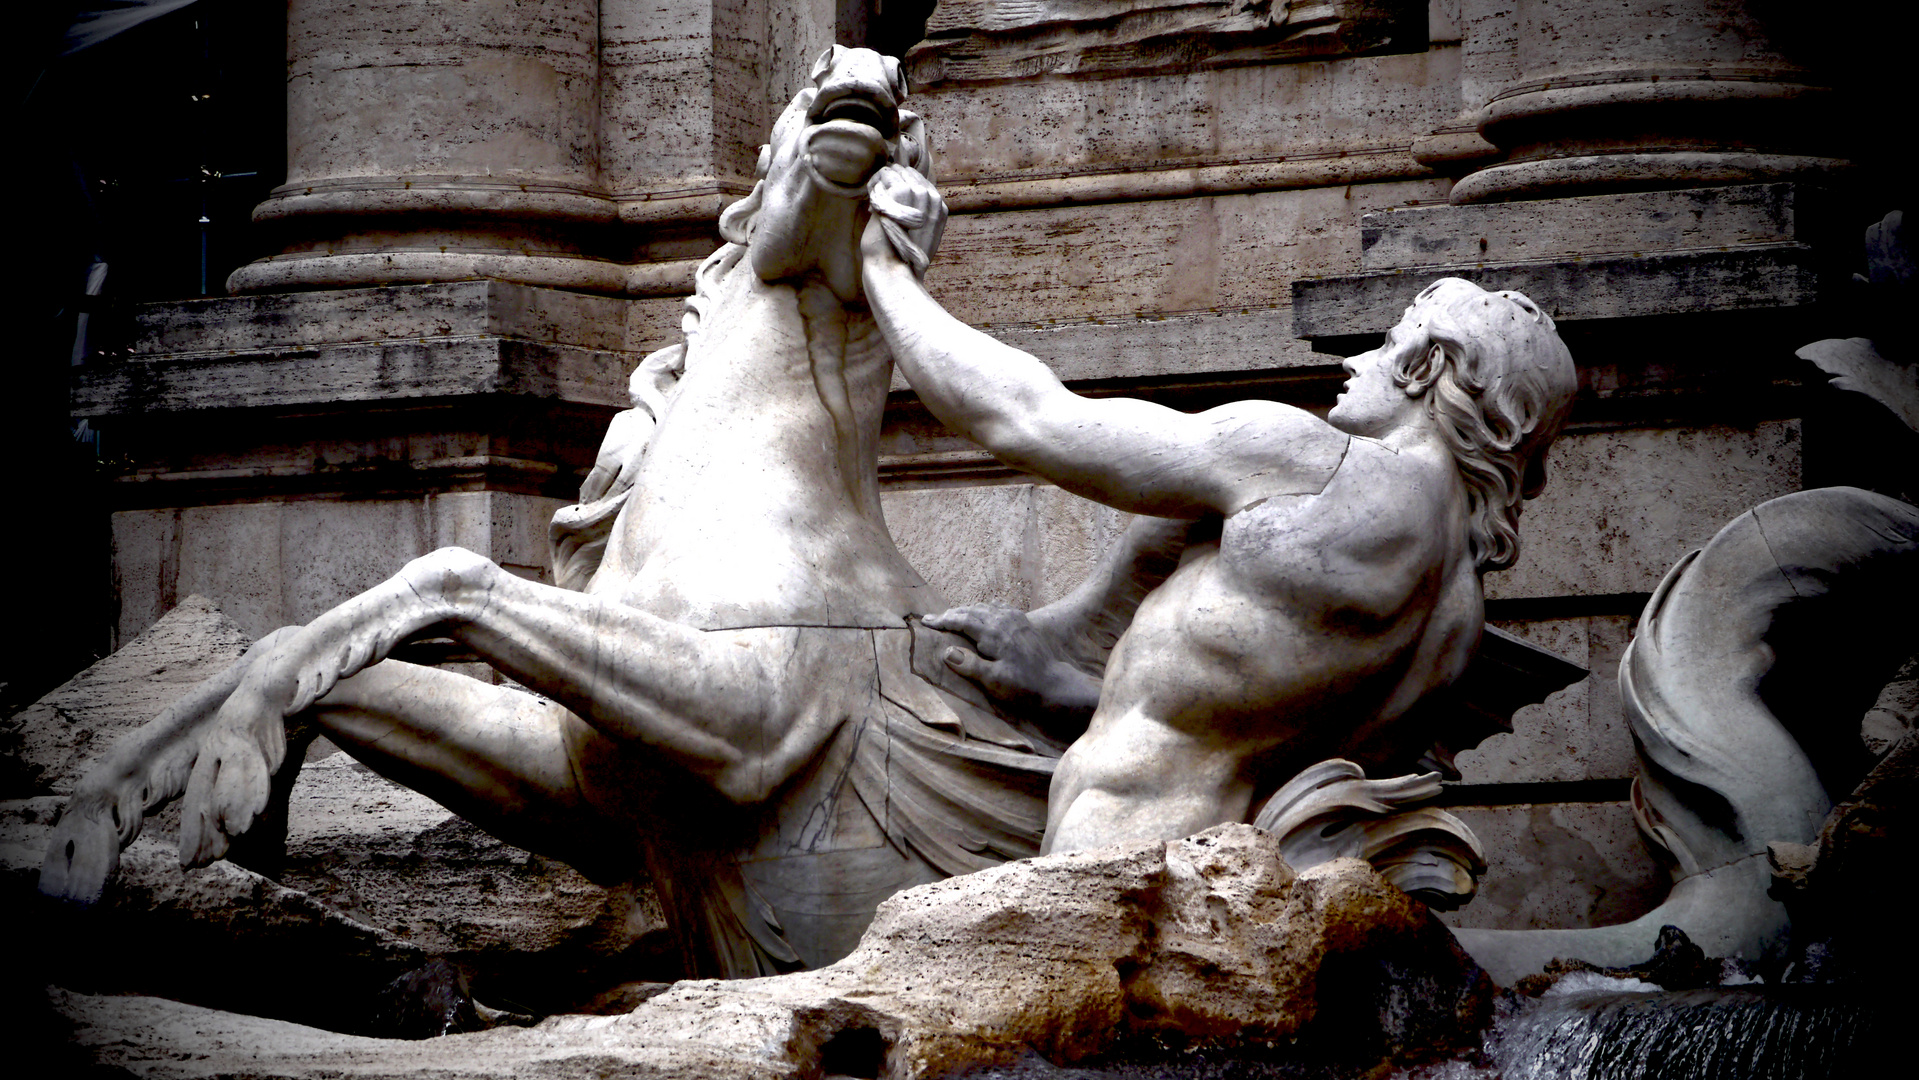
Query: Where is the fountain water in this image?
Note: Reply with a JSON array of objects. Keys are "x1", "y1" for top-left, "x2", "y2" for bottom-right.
[{"x1": 1480, "y1": 980, "x2": 1888, "y2": 1080}]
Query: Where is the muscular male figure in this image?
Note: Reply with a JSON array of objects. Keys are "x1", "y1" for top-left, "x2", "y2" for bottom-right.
[{"x1": 861, "y1": 167, "x2": 1577, "y2": 854}]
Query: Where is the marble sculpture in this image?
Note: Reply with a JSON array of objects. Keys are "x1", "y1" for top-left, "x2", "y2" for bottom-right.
[
  {"x1": 42, "y1": 46, "x2": 1583, "y2": 979},
  {"x1": 862, "y1": 167, "x2": 1578, "y2": 885},
  {"x1": 887, "y1": 203, "x2": 1919, "y2": 982},
  {"x1": 1451, "y1": 211, "x2": 1919, "y2": 981},
  {"x1": 43, "y1": 47, "x2": 1063, "y2": 977},
  {"x1": 1454, "y1": 484, "x2": 1919, "y2": 981}
]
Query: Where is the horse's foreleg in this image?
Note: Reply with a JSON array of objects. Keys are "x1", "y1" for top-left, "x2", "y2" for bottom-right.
[
  {"x1": 41, "y1": 627, "x2": 300, "y2": 903},
  {"x1": 174, "y1": 554, "x2": 475, "y2": 866},
  {"x1": 178, "y1": 547, "x2": 790, "y2": 864},
  {"x1": 307, "y1": 660, "x2": 649, "y2": 883}
]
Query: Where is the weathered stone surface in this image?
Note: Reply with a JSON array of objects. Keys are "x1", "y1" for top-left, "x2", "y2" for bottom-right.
[
  {"x1": 53, "y1": 826, "x2": 1491, "y2": 1078},
  {"x1": 1358, "y1": 184, "x2": 1810, "y2": 272},
  {"x1": 927, "y1": 180, "x2": 1449, "y2": 365},
  {"x1": 278, "y1": 756, "x2": 666, "y2": 985},
  {"x1": 121, "y1": 281, "x2": 636, "y2": 358},
  {"x1": 1447, "y1": 0, "x2": 1844, "y2": 204},
  {"x1": 1483, "y1": 421, "x2": 1802, "y2": 601},
  {"x1": 83, "y1": 283, "x2": 629, "y2": 654},
  {"x1": 229, "y1": 0, "x2": 839, "y2": 292},
  {"x1": 234, "y1": 0, "x2": 608, "y2": 295},
  {"x1": 0, "y1": 596, "x2": 249, "y2": 797},
  {"x1": 882, "y1": 484, "x2": 1132, "y2": 611},
  {"x1": 73, "y1": 338, "x2": 632, "y2": 417},
  {"x1": 283, "y1": 0, "x2": 599, "y2": 192},
  {"x1": 914, "y1": 51, "x2": 1458, "y2": 186},
  {"x1": 1293, "y1": 244, "x2": 1820, "y2": 338},
  {"x1": 114, "y1": 492, "x2": 567, "y2": 645},
  {"x1": 600, "y1": 0, "x2": 832, "y2": 209},
  {"x1": 967, "y1": 306, "x2": 1334, "y2": 388},
  {"x1": 907, "y1": 0, "x2": 1421, "y2": 84},
  {"x1": 4, "y1": 800, "x2": 429, "y2": 1034},
  {"x1": 1297, "y1": 176, "x2": 1828, "y2": 342},
  {"x1": 1437, "y1": 802, "x2": 1665, "y2": 933}
]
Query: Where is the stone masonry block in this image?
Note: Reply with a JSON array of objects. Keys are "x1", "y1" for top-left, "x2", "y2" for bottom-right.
[
  {"x1": 1358, "y1": 184, "x2": 1805, "y2": 272},
  {"x1": 1293, "y1": 245, "x2": 1820, "y2": 338},
  {"x1": 924, "y1": 179, "x2": 1446, "y2": 380},
  {"x1": 881, "y1": 484, "x2": 1133, "y2": 612},
  {"x1": 1440, "y1": 802, "x2": 1666, "y2": 932},
  {"x1": 915, "y1": 49, "x2": 1460, "y2": 182},
  {"x1": 1457, "y1": 616, "x2": 1637, "y2": 784},
  {"x1": 1486, "y1": 420, "x2": 1801, "y2": 601},
  {"x1": 114, "y1": 492, "x2": 568, "y2": 644}
]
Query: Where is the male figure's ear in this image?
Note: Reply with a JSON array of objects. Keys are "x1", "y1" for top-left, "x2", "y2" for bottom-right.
[
  {"x1": 1399, "y1": 342, "x2": 1448, "y2": 396},
  {"x1": 811, "y1": 44, "x2": 847, "y2": 84},
  {"x1": 718, "y1": 180, "x2": 764, "y2": 245}
]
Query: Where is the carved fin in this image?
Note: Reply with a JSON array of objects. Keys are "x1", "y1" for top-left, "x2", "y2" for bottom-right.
[{"x1": 1253, "y1": 758, "x2": 1486, "y2": 909}]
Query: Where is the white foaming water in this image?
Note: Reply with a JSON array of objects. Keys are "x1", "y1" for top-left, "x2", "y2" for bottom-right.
[{"x1": 1541, "y1": 971, "x2": 1662, "y2": 997}]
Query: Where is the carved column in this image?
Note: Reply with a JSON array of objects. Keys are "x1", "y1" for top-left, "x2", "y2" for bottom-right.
[
  {"x1": 1448, "y1": 0, "x2": 1845, "y2": 204},
  {"x1": 93, "y1": 0, "x2": 848, "y2": 646},
  {"x1": 228, "y1": 0, "x2": 618, "y2": 294},
  {"x1": 599, "y1": 0, "x2": 836, "y2": 260},
  {"x1": 227, "y1": 0, "x2": 837, "y2": 295}
]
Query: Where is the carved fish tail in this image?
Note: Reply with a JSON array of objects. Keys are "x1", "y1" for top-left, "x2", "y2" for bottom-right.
[{"x1": 1622, "y1": 487, "x2": 1919, "y2": 883}]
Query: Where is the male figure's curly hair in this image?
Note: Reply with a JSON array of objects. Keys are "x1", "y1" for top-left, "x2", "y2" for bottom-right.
[{"x1": 1390, "y1": 279, "x2": 1578, "y2": 573}]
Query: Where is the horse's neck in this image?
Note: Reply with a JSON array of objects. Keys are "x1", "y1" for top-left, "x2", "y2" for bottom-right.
[
  {"x1": 673, "y1": 268, "x2": 891, "y2": 497},
  {"x1": 595, "y1": 267, "x2": 941, "y2": 628}
]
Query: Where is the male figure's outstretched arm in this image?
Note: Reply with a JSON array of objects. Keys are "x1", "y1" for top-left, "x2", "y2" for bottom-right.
[
  {"x1": 861, "y1": 167, "x2": 1346, "y2": 518},
  {"x1": 925, "y1": 513, "x2": 1199, "y2": 729}
]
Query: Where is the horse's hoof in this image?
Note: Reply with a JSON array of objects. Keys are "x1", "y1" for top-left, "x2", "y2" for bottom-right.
[{"x1": 39, "y1": 808, "x2": 121, "y2": 905}]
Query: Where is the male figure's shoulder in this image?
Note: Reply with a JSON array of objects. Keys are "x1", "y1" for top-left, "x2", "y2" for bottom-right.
[
  {"x1": 1231, "y1": 431, "x2": 1463, "y2": 571},
  {"x1": 1188, "y1": 398, "x2": 1351, "y2": 512}
]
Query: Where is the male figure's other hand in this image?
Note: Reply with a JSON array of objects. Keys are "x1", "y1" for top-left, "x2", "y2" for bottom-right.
[{"x1": 924, "y1": 604, "x2": 1101, "y2": 736}]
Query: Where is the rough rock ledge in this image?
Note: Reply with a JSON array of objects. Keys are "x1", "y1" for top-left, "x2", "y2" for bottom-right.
[{"x1": 42, "y1": 823, "x2": 1489, "y2": 1079}]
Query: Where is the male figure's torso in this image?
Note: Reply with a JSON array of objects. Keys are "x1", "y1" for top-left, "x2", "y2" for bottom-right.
[{"x1": 1043, "y1": 434, "x2": 1483, "y2": 851}]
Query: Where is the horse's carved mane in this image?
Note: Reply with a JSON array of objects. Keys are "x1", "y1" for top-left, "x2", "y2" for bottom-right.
[
  {"x1": 549, "y1": 244, "x2": 737, "y2": 590},
  {"x1": 550, "y1": 54, "x2": 934, "y2": 592}
]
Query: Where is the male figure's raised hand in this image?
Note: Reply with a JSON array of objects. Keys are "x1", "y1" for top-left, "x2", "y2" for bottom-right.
[{"x1": 864, "y1": 162, "x2": 947, "y2": 277}]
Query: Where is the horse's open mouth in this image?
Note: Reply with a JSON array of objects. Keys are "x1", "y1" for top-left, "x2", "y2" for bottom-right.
[
  {"x1": 810, "y1": 90, "x2": 899, "y2": 141},
  {"x1": 803, "y1": 88, "x2": 898, "y2": 191}
]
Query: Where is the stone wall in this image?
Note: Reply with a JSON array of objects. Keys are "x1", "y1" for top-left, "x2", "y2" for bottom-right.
[{"x1": 75, "y1": 0, "x2": 1882, "y2": 938}]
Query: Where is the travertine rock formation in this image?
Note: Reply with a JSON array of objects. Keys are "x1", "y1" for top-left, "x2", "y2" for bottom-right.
[
  {"x1": 0, "y1": 595, "x2": 250, "y2": 798},
  {"x1": 1, "y1": 598, "x2": 665, "y2": 1029},
  {"x1": 46, "y1": 824, "x2": 1490, "y2": 1078}
]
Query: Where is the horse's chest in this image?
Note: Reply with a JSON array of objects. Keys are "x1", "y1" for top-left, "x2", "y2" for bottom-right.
[{"x1": 594, "y1": 275, "x2": 935, "y2": 628}]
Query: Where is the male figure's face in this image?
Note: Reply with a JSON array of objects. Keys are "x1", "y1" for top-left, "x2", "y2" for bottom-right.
[{"x1": 1327, "y1": 307, "x2": 1427, "y2": 438}]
